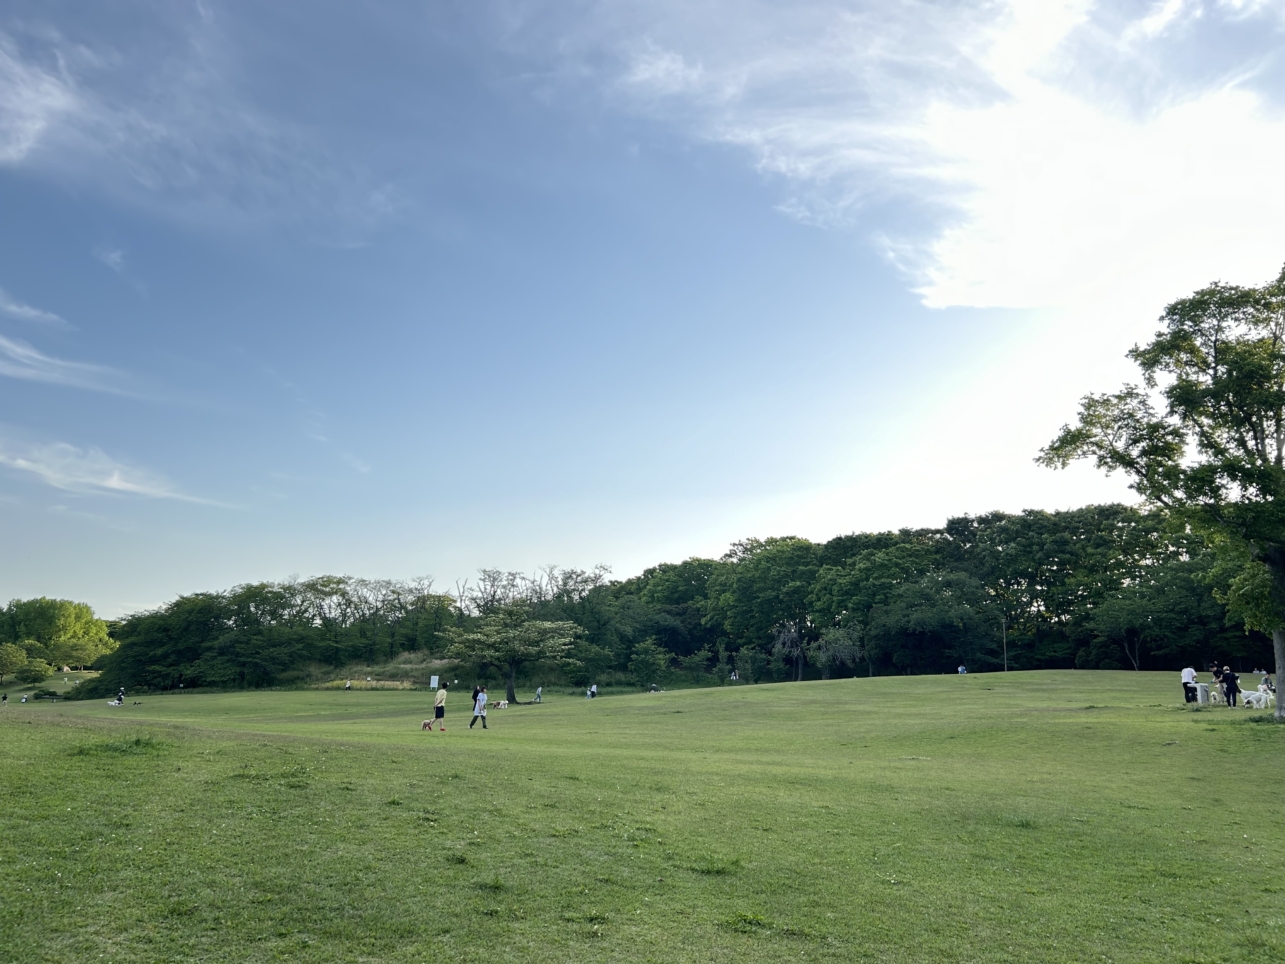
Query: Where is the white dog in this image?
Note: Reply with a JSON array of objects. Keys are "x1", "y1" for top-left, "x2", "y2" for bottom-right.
[{"x1": 1244, "y1": 688, "x2": 1275, "y2": 710}]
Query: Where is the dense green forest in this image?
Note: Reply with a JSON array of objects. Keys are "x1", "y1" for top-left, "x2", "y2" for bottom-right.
[
  {"x1": 68, "y1": 503, "x2": 1273, "y2": 698},
  {"x1": 0, "y1": 598, "x2": 115, "y2": 684}
]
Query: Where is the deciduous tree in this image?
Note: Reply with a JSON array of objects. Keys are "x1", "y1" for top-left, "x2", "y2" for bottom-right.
[
  {"x1": 444, "y1": 604, "x2": 580, "y2": 703},
  {"x1": 1040, "y1": 266, "x2": 1285, "y2": 717}
]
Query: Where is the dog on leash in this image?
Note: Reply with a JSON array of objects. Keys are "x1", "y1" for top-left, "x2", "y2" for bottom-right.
[{"x1": 421, "y1": 719, "x2": 433, "y2": 730}]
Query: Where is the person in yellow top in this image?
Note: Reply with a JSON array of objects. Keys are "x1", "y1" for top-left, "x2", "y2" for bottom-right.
[{"x1": 430, "y1": 681, "x2": 449, "y2": 732}]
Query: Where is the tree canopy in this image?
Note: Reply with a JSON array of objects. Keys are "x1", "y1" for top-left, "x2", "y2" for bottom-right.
[
  {"x1": 1041, "y1": 265, "x2": 1285, "y2": 716},
  {"x1": 72, "y1": 501, "x2": 1274, "y2": 699}
]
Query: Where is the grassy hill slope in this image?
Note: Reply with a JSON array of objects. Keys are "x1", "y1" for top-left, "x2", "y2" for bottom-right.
[{"x1": 1, "y1": 671, "x2": 1281, "y2": 963}]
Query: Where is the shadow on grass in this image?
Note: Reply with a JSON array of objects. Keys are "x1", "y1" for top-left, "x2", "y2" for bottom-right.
[
  {"x1": 687, "y1": 854, "x2": 742, "y2": 875},
  {"x1": 69, "y1": 734, "x2": 169, "y2": 757}
]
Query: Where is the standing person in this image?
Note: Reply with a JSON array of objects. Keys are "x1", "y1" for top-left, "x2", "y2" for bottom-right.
[
  {"x1": 534, "y1": 685, "x2": 542, "y2": 703},
  {"x1": 1181, "y1": 666, "x2": 1198, "y2": 703},
  {"x1": 469, "y1": 686, "x2": 488, "y2": 729},
  {"x1": 2, "y1": 693, "x2": 6, "y2": 708},
  {"x1": 1222, "y1": 666, "x2": 1240, "y2": 707},
  {"x1": 590, "y1": 683, "x2": 598, "y2": 699},
  {"x1": 430, "y1": 681, "x2": 448, "y2": 732},
  {"x1": 344, "y1": 679, "x2": 352, "y2": 691}
]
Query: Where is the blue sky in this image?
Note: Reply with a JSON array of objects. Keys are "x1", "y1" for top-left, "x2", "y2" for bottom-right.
[{"x1": 3, "y1": 0, "x2": 1284, "y2": 615}]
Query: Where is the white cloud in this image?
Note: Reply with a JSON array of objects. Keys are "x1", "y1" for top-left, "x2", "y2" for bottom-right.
[
  {"x1": 0, "y1": 439, "x2": 214, "y2": 503},
  {"x1": 0, "y1": 287, "x2": 69, "y2": 327},
  {"x1": 0, "y1": 36, "x2": 76, "y2": 163},
  {"x1": 93, "y1": 246, "x2": 125, "y2": 272},
  {"x1": 0, "y1": 20, "x2": 397, "y2": 236},
  {"x1": 0, "y1": 334, "x2": 124, "y2": 392},
  {"x1": 566, "y1": 0, "x2": 1285, "y2": 311},
  {"x1": 623, "y1": 42, "x2": 708, "y2": 96}
]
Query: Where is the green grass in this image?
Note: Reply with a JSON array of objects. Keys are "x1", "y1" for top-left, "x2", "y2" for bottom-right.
[{"x1": 1, "y1": 671, "x2": 1282, "y2": 963}]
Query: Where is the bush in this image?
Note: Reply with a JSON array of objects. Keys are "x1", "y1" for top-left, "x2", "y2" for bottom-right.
[
  {"x1": 15, "y1": 658, "x2": 54, "y2": 684},
  {"x1": 31, "y1": 687, "x2": 60, "y2": 700}
]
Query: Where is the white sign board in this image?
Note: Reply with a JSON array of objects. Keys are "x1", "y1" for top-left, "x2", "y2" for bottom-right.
[{"x1": 430, "y1": 675, "x2": 439, "y2": 691}]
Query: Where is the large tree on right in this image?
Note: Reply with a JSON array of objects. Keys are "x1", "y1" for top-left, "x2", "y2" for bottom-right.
[{"x1": 1039, "y1": 265, "x2": 1285, "y2": 717}]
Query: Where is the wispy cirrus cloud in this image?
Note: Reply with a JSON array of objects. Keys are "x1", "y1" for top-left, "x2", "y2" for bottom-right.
[
  {"x1": 0, "y1": 439, "x2": 217, "y2": 504},
  {"x1": 0, "y1": 333, "x2": 127, "y2": 393},
  {"x1": 0, "y1": 32, "x2": 75, "y2": 163},
  {"x1": 532, "y1": 0, "x2": 1285, "y2": 311},
  {"x1": 92, "y1": 245, "x2": 125, "y2": 272},
  {"x1": 0, "y1": 287, "x2": 69, "y2": 327},
  {"x1": 0, "y1": 12, "x2": 400, "y2": 238}
]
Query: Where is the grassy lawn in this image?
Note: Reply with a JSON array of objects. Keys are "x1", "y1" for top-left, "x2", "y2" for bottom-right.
[{"x1": 1, "y1": 671, "x2": 1281, "y2": 963}]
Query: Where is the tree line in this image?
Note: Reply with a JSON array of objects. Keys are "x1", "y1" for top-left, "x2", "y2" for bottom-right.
[
  {"x1": 0, "y1": 598, "x2": 115, "y2": 685},
  {"x1": 69, "y1": 502, "x2": 1273, "y2": 699}
]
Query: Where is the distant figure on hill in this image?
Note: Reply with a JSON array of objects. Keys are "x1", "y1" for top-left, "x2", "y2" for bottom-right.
[
  {"x1": 1181, "y1": 666, "x2": 1198, "y2": 703},
  {"x1": 1221, "y1": 667, "x2": 1240, "y2": 707},
  {"x1": 429, "y1": 681, "x2": 448, "y2": 732},
  {"x1": 2, "y1": 693, "x2": 7, "y2": 708},
  {"x1": 470, "y1": 686, "x2": 488, "y2": 729},
  {"x1": 534, "y1": 686, "x2": 542, "y2": 703},
  {"x1": 957, "y1": 665, "x2": 967, "y2": 675}
]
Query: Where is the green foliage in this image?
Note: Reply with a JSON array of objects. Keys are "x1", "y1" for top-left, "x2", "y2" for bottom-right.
[
  {"x1": 1, "y1": 597, "x2": 113, "y2": 668},
  {"x1": 807, "y1": 625, "x2": 863, "y2": 679},
  {"x1": 1040, "y1": 266, "x2": 1285, "y2": 619},
  {"x1": 15, "y1": 658, "x2": 54, "y2": 684},
  {"x1": 443, "y1": 603, "x2": 581, "y2": 702},
  {"x1": 0, "y1": 641, "x2": 25, "y2": 681},
  {"x1": 81, "y1": 577, "x2": 456, "y2": 697},
  {"x1": 627, "y1": 638, "x2": 670, "y2": 687},
  {"x1": 71, "y1": 510, "x2": 1276, "y2": 697}
]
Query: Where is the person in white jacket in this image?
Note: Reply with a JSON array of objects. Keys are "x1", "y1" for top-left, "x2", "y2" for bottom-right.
[{"x1": 469, "y1": 686, "x2": 489, "y2": 730}]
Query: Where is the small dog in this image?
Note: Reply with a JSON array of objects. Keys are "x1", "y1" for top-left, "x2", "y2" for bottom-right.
[{"x1": 421, "y1": 719, "x2": 432, "y2": 730}]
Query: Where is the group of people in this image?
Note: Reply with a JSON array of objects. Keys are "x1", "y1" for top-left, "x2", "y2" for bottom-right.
[
  {"x1": 1182, "y1": 664, "x2": 1274, "y2": 706},
  {"x1": 424, "y1": 681, "x2": 494, "y2": 732}
]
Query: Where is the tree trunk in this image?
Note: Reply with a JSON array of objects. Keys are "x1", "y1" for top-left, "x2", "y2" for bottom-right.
[
  {"x1": 1274, "y1": 628, "x2": 1285, "y2": 722},
  {"x1": 1124, "y1": 633, "x2": 1140, "y2": 671},
  {"x1": 506, "y1": 662, "x2": 517, "y2": 704}
]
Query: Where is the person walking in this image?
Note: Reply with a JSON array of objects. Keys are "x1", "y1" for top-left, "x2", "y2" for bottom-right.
[
  {"x1": 534, "y1": 685, "x2": 542, "y2": 703},
  {"x1": 430, "y1": 681, "x2": 448, "y2": 732},
  {"x1": 589, "y1": 683, "x2": 598, "y2": 698},
  {"x1": 1222, "y1": 666, "x2": 1240, "y2": 707},
  {"x1": 2, "y1": 693, "x2": 7, "y2": 708},
  {"x1": 344, "y1": 679, "x2": 352, "y2": 691},
  {"x1": 469, "y1": 686, "x2": 488, "y2": 729},
  {"x1": 1181, "y1": 666, "x2": 1198, "y2": 703}
]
